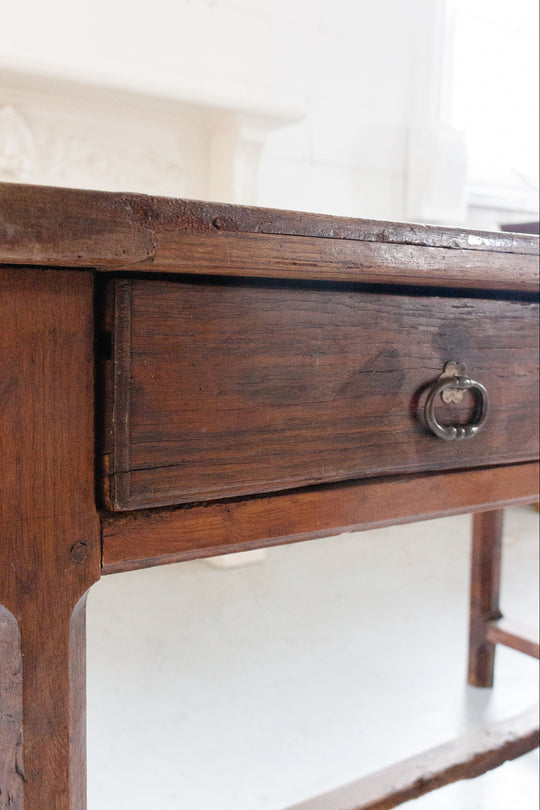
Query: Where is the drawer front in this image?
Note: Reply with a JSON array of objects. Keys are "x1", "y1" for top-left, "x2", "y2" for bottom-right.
[{"x1": 102, "y1": 277, "x2": 539, "y2": 510}]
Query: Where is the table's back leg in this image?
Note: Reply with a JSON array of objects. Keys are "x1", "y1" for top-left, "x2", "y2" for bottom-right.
[
  {"x1": 0, "y1": 268, "x2": 100, "y2": 809},
  {"x1": 468, "y1": 509, "x2": 504, "y2": 688}
]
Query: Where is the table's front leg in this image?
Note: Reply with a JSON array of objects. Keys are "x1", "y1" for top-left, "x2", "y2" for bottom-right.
[
  {"x1": 0, "y1": 268, "x2": 100, "y2": 809},
  {"x1": 0, "y1": 592, "x2": 93, "y2": 809}
]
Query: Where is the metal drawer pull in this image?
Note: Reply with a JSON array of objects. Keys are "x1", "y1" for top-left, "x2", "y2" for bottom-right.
[{"x1": 425, "y1": 362, "x2": 489, "y2": 441}]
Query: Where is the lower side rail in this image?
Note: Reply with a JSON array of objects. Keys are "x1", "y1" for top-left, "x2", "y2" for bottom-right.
[
  {"x1": 487, "y1": 619, "x2": 540, "y2": 660},
  {"x1": 284, "y1": 705, "x2": 539, "y2": 810}
]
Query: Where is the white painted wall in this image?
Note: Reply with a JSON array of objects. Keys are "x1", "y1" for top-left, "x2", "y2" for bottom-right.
[{"x1": 1, "y1": 0, "x2": 509, "y2": 225}]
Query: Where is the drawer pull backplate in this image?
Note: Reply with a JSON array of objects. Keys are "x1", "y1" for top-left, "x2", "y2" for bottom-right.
[{"x1": 425, "y1": 362, "x2": 489, "y2": 441}]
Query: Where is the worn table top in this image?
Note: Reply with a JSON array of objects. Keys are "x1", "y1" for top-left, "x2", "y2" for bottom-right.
[{"x1": 0, "y1": 182, "x2": 538, "y2": 291}]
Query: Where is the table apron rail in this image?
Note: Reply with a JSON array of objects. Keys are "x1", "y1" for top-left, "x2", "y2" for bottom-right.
[{"x1": 101, "y1": 461, "x2": 539, "y2": 575}]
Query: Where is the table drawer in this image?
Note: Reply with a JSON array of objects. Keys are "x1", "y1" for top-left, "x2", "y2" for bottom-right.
[{"x1": 101, "y1": 277, "x2": 539, "y2": 511}]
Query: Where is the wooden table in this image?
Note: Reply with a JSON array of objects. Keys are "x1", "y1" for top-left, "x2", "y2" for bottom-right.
[{"x1": 0, "y1": 182, "x2": 538, "y2": 809}]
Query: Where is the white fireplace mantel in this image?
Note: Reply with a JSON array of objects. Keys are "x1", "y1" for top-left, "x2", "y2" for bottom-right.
[{"x1": 0, "y1": 58, "x2": 305, "y2": 205}]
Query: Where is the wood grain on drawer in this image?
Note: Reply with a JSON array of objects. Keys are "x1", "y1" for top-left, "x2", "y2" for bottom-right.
[{"x1": 102, "y1": 277, "x2": 539, "y2": 510}]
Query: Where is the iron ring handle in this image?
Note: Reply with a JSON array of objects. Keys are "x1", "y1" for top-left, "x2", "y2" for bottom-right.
[{"x1": 424, "y1": 376, "x2": 489, "y2": 441}]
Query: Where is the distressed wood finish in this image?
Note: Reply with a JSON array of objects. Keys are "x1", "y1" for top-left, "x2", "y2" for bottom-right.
[
  {"x1": 103, "y1": 277, "x2": 539, "y2": 510},
  {"x1": 0, "y1": 269, "x2": 100, "y2": 810},
  {"x1": 101, "y1": 462, "x2": 539, "y2": 574},
  {"x1": 0, "y1": 607, "x2": 23, "y2": 807},
  {"x1": 0, "y1": 183, "x2": 538, "y2": 809},
  {"x1": 0, "y1": 183, "x2": 538, "y2": 291},
  {"x1": 284, "y1": 706, "x2": 540, "y2": 810}
]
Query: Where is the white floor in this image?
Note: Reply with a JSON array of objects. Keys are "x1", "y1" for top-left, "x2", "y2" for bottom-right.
[{"x1": 86, "y1": 507, "x2": 539, "y2": 810}]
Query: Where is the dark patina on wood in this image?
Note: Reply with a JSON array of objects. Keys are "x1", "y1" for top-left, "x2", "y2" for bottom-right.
[
  {"x1": 0, "y1": 182, "x2": 537, "y2": 810},
  {"x1": 0, "y1": 268, "x2": 100, "y2": 810},
  {"x1": 0, "y1": 182, "x2": 538, "y2": 291},
  {"x1": 102, "y1": 276, "x2": 539, "y2": 510}
]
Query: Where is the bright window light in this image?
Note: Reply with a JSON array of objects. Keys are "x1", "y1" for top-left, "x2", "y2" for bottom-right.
[{"x1": 445, "y1": 0, "x2": 539, "y2": 202}]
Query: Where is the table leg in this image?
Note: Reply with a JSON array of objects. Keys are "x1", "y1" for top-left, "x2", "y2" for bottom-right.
[
  {"x1": 0, "y1": 593, "x2": 92, "y2": 809},
  {"x1": 0, "y1": 268, "x2": 100, "y2": 808},
  {"x1": 468, "y1": 509, "x2": 504, "y2": 687}
]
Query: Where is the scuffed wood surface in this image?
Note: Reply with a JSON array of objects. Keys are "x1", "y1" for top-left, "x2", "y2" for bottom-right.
[
  {"x1": 0, "y1": 608, "x2": 23, "y2": 809},
  {"x1": 101, "y1": 462, "x2": 539, "y2": 574},
  {"x1": 0, "y1": 185, "x2": 537, "y2": 809},
  {"x1": 1, "y1": 183, "x2": 538, "y2": 291},
  {"x1": 0, "y1": 268, "x2": 100, "y2": 809},
  {"x1": 284, "y1": 706, "x2": 540, "y2": 810},
  {"x1": 103, "y1": 278, "x2": 539, "y2": 510},
  {"x1": 1, "y1": 182, "x2": 537, "y2": 252}
]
